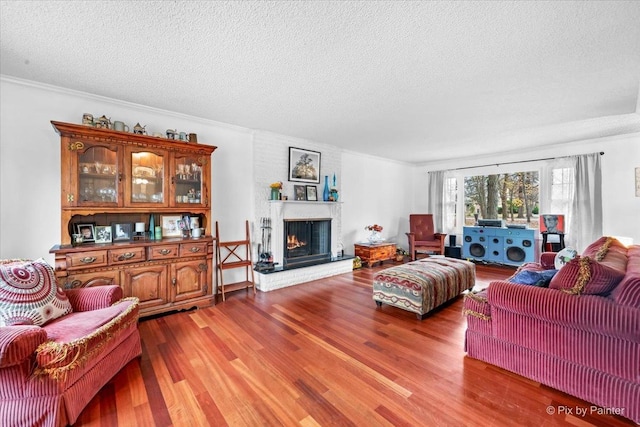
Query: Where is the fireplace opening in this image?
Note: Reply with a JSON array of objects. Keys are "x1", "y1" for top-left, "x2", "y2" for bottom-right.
[{"x1": 284, "y1": 219, "x2": 331, "y2": 268}]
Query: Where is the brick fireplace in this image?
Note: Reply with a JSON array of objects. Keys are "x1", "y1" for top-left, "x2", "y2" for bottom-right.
[
  {"x1": 283, "y1": 218, "x2": 331, "y2": 268},
  {"x1": 255, "y1": 201, "x2": 352, "y2": 291}
]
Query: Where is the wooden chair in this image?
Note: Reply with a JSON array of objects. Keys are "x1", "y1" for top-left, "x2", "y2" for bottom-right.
[
  {"x1": 215, "y1": 220, "x2": 256, "y2": 301},
  {"x1": 406, "y1": 214, "x2": 446, "y2": 261}
]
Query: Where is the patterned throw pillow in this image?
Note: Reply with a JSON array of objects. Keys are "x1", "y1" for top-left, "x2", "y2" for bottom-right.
[
  {"x1": 549, "y1": 256, "x2": 625, "y2": 296},
  {"x1": 0, "y1": 258, "x2": 73, "y2": 326}
]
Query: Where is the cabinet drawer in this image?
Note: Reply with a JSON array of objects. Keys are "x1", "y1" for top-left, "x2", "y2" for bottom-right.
[
  {"x1": 376, "y1": 246, "x2": 396, "y2": 259},
  {"x1": 109, "y1": 247, "x2": 146, "y2": 265},
  {"x1": 180, "y1": 241, "x2": 208, "y2": 257},
  {"x1": 354, "y1": 247, "x2": 370, "y2": 257},
  {"x1": 148, "y1": 244, "x2": 179, "y2": 260},
  {"x1": 64, "y1": 270, "x2": 120, "y2": 289},
  {"x1": 66, "y1": 250, "x2": 108, "y2": 269}
]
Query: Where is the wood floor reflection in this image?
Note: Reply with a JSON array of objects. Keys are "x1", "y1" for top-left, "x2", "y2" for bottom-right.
[{"x1": 75, "y1": 263, "x2": 635, "y2": 426}]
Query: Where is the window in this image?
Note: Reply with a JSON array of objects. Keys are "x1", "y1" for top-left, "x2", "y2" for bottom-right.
[
  {"x1": 550, "y1": 167, "x2": 574, "y2": 215},
  {"x1": 464, "y1": 171, "x2": 540, "y2": 228},
  {"x1": 444, "y1": 177, "x2": 457, "y2": 232}
]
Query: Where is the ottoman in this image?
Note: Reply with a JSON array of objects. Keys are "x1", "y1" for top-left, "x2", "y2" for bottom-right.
[{"x1": 373, "y1": 257, "x2": 476, "y2": 319}]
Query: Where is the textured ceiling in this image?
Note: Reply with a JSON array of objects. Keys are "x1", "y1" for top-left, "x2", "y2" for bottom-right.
[{"x1": 2, "y1": 1, "x2": 640, "y2": 163}]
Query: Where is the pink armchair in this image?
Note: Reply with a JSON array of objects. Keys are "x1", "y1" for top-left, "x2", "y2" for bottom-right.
[
  {"x1": 406, "y1": 214, "x2": 446, "y2": 261},
  {"x1": 0, "y1": 285, "x2": 141, "y2": 427}
]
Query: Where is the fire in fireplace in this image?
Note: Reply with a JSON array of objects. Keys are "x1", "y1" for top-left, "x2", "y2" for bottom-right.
[
  {"x1": 284, "y1": 219, "x2": 331, "y2": 268},
  {"x1": 287, "y1": 234, "x2": 306, "y2": 250}
]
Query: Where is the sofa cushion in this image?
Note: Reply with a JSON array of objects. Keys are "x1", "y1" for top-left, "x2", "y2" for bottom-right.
[
  {"x1": 610, "y1": 245, "x2": 640, "y2": 307},
  {"x1": 580, "y1": 237, "x2": 628, "y2": 277},
  {"x1": 0, "y1": 259, "x2": 72, "y2": 327},
  {"x1": 35, "y1": 297, "x2": 139, "y2": 380},
  {"x1": 582, "y1": 236, "x2": 628, "y2": 260},
  {"x1": 611, "y1": 276, "x2": 640, "y2": 308},
  {"x1": 549, "y1": 256, "x2": 625, "y2": 296}
]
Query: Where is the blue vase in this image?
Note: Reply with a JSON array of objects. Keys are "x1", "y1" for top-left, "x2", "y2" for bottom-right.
[
  {"x1": 323, "y1": 175, "x2": 330, "y2": 201},
  {"x1": 149, "y1": 215, "x2": 155, "y2": 240}
]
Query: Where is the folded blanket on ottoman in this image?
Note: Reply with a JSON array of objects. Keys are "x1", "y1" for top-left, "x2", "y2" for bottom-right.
[{"x1": 373, "y1": 257, "x2": 476, "y2": 319}]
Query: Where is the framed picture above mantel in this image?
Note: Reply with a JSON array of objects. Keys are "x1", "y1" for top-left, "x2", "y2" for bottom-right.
[{"x1": 289, "y1": 147, "x2": 320, "y2": 184}]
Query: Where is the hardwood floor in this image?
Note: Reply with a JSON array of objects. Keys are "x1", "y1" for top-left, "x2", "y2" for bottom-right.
[{"x1": 75, "y1": 263, "x2": 634, "y2": 426}]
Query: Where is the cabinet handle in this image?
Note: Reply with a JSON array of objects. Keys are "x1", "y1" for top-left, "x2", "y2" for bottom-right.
[
  {"x1": 189, "y1": 247, "x2": 201, "y2": 253},
  {"x1": 172, "y1": 278, "x2": 177, "y2": 286},
  {"x1": 66, "y1": 279, "x2": 82, "y2": 289},
  {"x1": 80, "y1": 256, "x2": 97, "y2": 264},
  {"x1": 117, "y1": 252, "x2": 135, "y2": 261},
  {"x1": 118, "y1": 173, "x2": 123, "y2": 182},
  {"x1": 171, "y1": 176, "x2": 175, "y2": 184},
  {"x1": 159, "y1": 249, "x2": 172, "y2": 255}
]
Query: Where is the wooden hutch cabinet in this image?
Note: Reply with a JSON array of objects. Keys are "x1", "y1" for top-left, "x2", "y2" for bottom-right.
[{"x1": 49, "y1": 121, "x2": 217, "y2": 317}]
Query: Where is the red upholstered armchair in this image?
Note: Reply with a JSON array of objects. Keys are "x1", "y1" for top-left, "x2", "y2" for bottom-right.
[
  {"x1": 406, "y1": 214, "x2": 446, "y2": 261},
  {"x1": 0, "y1": 258, "x2": 141, "y2": 427}
]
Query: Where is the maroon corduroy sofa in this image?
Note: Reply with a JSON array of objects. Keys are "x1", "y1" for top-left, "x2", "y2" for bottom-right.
[
  {"x1": 463, "y1": 237, "x2": 639, "y2": 424},
  {"x1": 0, "y1": 285, "x2": 141, "y2": 427}
]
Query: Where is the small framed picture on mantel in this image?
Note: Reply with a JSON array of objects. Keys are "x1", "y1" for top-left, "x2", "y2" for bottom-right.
[
  {"x1": 294, "y1": 185, "x2": 307, "y2": 201},
  {"x1": 306, "y1": 185, "x2": 318, "y2": 201}
]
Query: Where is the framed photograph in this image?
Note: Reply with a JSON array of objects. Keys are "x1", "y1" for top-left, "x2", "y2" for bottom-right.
[
  {"x1": 112, "y1": 223, "x2": 132, "y2": 241},
  {"x1": 188, "y1": 215, "x2": 200, "y2": 229},
  {"x1": 94, "y1": 225, "x2": 112, "y2": 243},
  {"x1": 294, "y1": 185, "x2": 307, "y2": 201},
  {"x1": 540, "y1": 214, "x2": 565, "y2": 234},
  {"x1": 306, "y1": 185, "x2": 318, "y2": 201},
  {"x1": 75, "y1": 223, "x2": 95, "y2": 242},
  {"x1": 161, "y1": 215, "x2": 183, "y2": 237},
  {"x1": 288, "y1": 147, "x2": 321, "y2": 183}
]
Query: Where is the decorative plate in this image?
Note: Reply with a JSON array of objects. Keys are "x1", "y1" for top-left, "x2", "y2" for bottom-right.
[
  {"x1": 133, "y1": 166, "x2": 154, "y2": 177},
  {"x1": 554, "y1": 247, "x2": 578, "y2": 269}
]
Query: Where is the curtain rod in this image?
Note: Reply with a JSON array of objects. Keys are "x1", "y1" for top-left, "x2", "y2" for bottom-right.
[{"x1": 451, "y1": 151, "x2": 604, "y2": 171}]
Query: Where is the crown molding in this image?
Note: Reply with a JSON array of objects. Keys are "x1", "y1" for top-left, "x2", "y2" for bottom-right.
[{"x1": 0, "y1": 74, "x2": 253, "y2": 134}]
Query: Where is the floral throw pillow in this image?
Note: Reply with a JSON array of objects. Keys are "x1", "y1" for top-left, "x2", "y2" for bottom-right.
[{"x1": 0, "y1": 258, "x2": 73, "y2": 326}]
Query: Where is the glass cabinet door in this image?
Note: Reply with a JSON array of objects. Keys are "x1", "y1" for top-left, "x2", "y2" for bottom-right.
[
  {"x1": 78, "y1": 145, "x2": 118, "y2": 205},
  {"x1": 173, "y1": 155, "x2": 204, "y2": 205},
  {"x1": 130, "y1": 151, "x2": 165, "y2": 205}
]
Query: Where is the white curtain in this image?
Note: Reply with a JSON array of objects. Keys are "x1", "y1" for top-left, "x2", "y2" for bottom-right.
[
  {"x1": 426, "y1": 170, "x2": 446, "y2": 232},
  {"x1": 570, "y1": 152, "x2": 603, "y2": 251},
  {"x1": 541, "y1": 152, "x2": 603, "y2": 251}
]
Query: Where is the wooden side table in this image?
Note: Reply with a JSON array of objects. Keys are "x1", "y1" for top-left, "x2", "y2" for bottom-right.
[{"x1": 354, "y1": 242, "x2": 396, "y2": 267}]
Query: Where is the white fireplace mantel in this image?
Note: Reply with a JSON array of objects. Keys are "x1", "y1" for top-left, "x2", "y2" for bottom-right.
[{"x1": 269, "y1": 201, "x2": 341, "y2": 266}]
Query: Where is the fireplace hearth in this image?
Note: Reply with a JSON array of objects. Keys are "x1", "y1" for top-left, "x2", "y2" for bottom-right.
[{"x1": 256, "y1": 200, "x2": 347, "y2": 292}]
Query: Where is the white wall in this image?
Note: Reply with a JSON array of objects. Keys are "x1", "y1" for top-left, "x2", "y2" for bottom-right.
[
  {"x1": 2, "y1": 76, "x2": 637, "y2": 269},
  {"x1": 341, "y1": 152, "x2": 414, "y2": 253},
  {"x1": 0, "y1": 77, "x2": 254, "y2": 263},
  {"x1": 414, "y1": 130, "x2": 640, "y2": 246}
]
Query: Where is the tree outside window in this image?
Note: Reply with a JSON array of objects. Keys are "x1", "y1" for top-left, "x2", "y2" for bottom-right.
[{"x1": 464, "y1": 171, "x2": 539, "y2": 227}]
